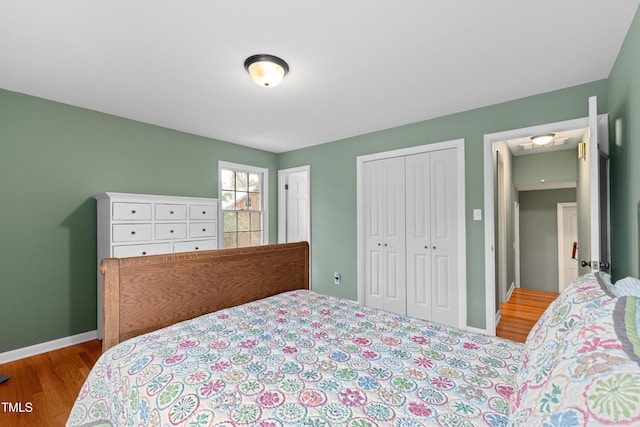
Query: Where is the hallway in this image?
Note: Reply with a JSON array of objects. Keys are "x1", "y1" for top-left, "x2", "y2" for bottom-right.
[{"x1": 496, "y1": 287, "x2": 559, "y2": 343}]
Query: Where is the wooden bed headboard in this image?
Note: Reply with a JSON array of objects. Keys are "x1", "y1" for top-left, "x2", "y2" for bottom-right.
[{"x1": 100, "y1": 241, "x2": 310, "y2": 352}]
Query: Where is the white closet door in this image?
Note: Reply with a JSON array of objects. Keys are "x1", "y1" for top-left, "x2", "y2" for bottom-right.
[
  {"x1": 406, "y1": 149, "x2": 458, "y2": 325},
  {"x1": 405, "y1": 152, "x2": 432, "y2": 319},
  {"x1": 429, "y1": 149, "x2": 458, "y2": 326},
  {"x1": 363, "y1": 160, "x2": 385, "y2": 310},
  {"x1": 363, "y1": 157, "x2": 406, "y2": 315}
]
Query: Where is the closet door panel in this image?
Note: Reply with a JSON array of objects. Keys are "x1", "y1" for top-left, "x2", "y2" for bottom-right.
[
  {"x1": 430, "y1": 149, "x2": 459, "y2": 326},
  {"x1": 406, "y1": 153, "x2": 432, "y2": 319},
  {"x1": 382, "y1": 157, "x2": 406, "y2": 315},
  {"x1": 363, "y1": 160, "x2": 385, "y2": 310},
  {"x1": 433, "y1": 254, "x2": 451, "y2": 308}
]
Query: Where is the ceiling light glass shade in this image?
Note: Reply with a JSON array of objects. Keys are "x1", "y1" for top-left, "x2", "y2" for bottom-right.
[
  {"x1": 244, "y1": 54, "x2": 289, "y2": 87},
  {"x1": 531, "y1": 133, "x2": 555, "y2": 146}
]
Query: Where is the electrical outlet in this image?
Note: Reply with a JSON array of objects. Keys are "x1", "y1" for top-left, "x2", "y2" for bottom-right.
[{"x1": 334, "y1": 272, "x2": 341, "y2": 285}]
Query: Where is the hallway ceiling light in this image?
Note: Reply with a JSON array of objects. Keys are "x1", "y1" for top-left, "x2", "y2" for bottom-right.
[
  {"x1": 531, "y1": 133, "x2": 555, "y2": 146},
  {"x1": 244, "y1": 54, "x2": 289, "y2": 88}
]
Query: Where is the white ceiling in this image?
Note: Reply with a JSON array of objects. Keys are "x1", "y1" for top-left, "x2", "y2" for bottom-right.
[
  {"x1": 505, "y1": 128, "x2": 586, "y2": 157},
  {"x1": 1, "y1": 1, "x2": 638, "y2": 153}
]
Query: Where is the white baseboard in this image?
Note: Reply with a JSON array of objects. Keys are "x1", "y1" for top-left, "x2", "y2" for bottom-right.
[
  {"x1": 506, "y1": 282, "x2": 516, "y2": 301},
  {"x1": 0, "y1": 330, "x2": 98, "y2": 364}
]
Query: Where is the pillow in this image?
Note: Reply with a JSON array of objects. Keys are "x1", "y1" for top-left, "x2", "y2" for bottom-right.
[{"x1": 608, "y1": 276, "x2": 640, "y2": 298}]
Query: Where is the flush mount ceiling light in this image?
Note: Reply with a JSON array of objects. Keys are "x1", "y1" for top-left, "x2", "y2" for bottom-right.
[
  {"x1": 531, "y1": 133, "x2": 555, "y2": 146},
  {"x1": 244, "y1": 54, "x2": 289, "y2": 88}
]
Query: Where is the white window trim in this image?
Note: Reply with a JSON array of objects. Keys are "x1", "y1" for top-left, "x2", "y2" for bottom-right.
[{"x1": 218, "y1": 161, "x2": 269, "y2": 247}]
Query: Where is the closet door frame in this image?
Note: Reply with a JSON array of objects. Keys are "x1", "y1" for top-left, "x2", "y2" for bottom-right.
[{"x1": 356, "y1": 138, "x2": 467, "y2": 329}]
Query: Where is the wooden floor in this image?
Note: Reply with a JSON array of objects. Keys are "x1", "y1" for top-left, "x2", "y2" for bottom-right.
[
  {"x1": 0, "y1": 339, "x2": 101, "y2": 427},
  {"x1": 496, "y1": 287, "x2": 559, "y2": 343}
]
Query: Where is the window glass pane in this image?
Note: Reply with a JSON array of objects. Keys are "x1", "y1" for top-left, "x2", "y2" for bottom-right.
[
  {"x1": 250, "y1": 212, "x2": 261, "y2": 231},
  {"x1": 248, "y1": 192, "x2": 260, "y2": 210},
  {"x1": 237, "y1": 212, "x2": 250, "y2": 231},
  {"x1": 235, "y1": 172, "x2": 248, "y2": 192},
  {"x1": 223, "y1": 211, "x2": 237, "y2": 232},
  {"x1": 221, "y1": 190, "x2": 236, "y2": 210},
  {"x1": 248, "y1": 173, "x2": 261, "y2": 192},
  {"x1": 221, "y1": 169, "x2": 235, "y2": 191},
  {"x1": 250, "y1": 231, "x2": 261, "y2": 246},
  {"x1": 224, "y1": 232, "x2": 237, "y2": 248},
  {"x1": 236, "y1": 192, "x2": 249, "y2": 210},
  {"x1": 237, "y1": 232, "x2": 251, "y2": 247}
]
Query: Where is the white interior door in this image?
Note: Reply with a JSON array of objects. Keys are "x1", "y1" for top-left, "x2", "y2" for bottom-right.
[
  {"x1": 381, "y1": 157, "x2": 407, "y2": 315},
  {"x1": 363, "y1": 157, "x2": 406, "y2": 315},
  {"x1": 285, "y1": 171, "x2": 310, "y2": 242},
  {"x1": 428, "y1": 149, "x2": 459, "y2": 326},
  {"x1": 581, "y1": 96, "x2": 610, "y2": 272},
  {"x1": 406, "y1": 152, "x2": 432, "y2": 320},
  {"x1": 278, "y1": 166, "x2": 310, "y2": 244},
  {"x1": 558, "y1": 202, "x2": 578, "y2": 291}
]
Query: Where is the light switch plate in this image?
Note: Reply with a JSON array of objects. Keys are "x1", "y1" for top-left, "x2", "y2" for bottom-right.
[{"x1": 473, "y1": 209, "x2": 482, "y2": 221}]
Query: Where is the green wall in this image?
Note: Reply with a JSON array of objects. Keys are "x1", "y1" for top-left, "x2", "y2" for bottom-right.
[
  {"x1": 514, "y1": 149, "x2": 578, "y2": 189},
  {"x1": 609, "y1": 6, "x2": 640, "y2": 280},
  {"x1": 519, "y1": 189, "x2": 577, "y2": 293},
  {"x1": 278, "y1": 80, "x2": 608, "y2": 329},
  {"x1": 0, "y1": 89, "x2": 278, "y2": 353}
]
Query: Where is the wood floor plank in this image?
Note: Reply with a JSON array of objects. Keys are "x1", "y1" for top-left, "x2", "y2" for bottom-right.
[
  {"x1": 0, "y1": 339, "x2": 101, "y2": 427},
  {"x1": 496, "y1": 288, "x2": 559, "y2": 343}
]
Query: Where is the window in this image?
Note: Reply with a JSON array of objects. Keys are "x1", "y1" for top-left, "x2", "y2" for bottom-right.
[{"x1": 219, "y1": 162, "x2": 268, "y2": 248}]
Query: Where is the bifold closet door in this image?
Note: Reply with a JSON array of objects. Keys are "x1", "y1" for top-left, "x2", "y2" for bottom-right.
[
  {"x1": 406, "y1": 149, "x2": 459, "y2": 326},
  {"x1": 362, "y1": 157, "x2": 406, "y2": 315}
]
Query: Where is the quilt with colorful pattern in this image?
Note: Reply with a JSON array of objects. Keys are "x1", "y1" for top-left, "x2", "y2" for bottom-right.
[
  {"x1": 509, "y1": 273, "x2": 640, "y2": 426},
  {"x1": 67, "y1": 290, "x2": 524, "y2": 427}
]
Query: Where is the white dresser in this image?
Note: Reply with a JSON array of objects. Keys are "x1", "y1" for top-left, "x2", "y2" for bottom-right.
[{"x1": 94, "y1": 192, "x2": 219, "y2": 338}]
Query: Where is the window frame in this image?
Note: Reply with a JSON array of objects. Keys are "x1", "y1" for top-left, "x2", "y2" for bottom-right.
[{"x1": 218, "y1": 161, "x2": 269, "y2": 248}]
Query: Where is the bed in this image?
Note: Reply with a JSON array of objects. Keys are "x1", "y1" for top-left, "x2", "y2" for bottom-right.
[{"x1": 67, "y1": 242, "x2": 640, "y2": 426}]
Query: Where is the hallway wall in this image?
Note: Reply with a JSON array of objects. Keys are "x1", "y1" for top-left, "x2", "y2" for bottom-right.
[{"x1": 519, "y1": 188, "x2": 577, "y2": 292}]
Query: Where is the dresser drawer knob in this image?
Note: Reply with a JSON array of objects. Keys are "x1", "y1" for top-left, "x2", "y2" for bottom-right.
[
  {"x1": 170, "y1": 230, "x2": 174, "y2": 233},
  {"x1": 131, "y1": 210, "x2": 136, "y2": 214},
  {"x1": 202, "y1": 228, "x2": 206, "y2": 232},
  {"x1": 142, "y1": 251, "x2": 147, "y2": 255},
  {"x1": 170, "y1": 211, "x2": 174, "y2": 214},
  {"x1": 195, "y1": 247, "x2": 199, "y2": 250},
  {"x1": 131, "y1": 231, "x2": 136, "y2": 235},
  {"x1": 202, "y1": 211, "x2": 206, "y2": 215}
]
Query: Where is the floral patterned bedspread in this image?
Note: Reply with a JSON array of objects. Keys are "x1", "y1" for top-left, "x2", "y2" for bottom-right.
[{"x1": 67, "y1": 290, "x2": 525, "y2": 427}]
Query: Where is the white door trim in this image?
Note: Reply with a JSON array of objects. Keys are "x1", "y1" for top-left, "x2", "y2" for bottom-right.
[
  {"x1": 483, "y1": 116, "x2": 590, "y2": 335},
  {"x1": 357, "y1": 138, "x2": 467, "y2": 329},
  {"x1": 514, "y1": 201, "x2": 520, "y2": 288}
]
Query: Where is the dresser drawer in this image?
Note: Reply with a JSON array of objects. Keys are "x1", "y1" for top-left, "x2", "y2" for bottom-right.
[
  {"x1": 112, "y1": 202, "x2": 152, "y2": 220},
  {"x1": 173, "y1": 240, "x2": 217, "y2": 253},
  {"x1": 189, "y1": 204, "x2": 217, "y2": 220},
  {"x1": 156, "y1": 203, "x2": 187, "y2": 220},
  {"x1": 155, "y1": 223, "x2": 187, "y2": 240},
  {"x1": 189, "y1": 222, "x2": 216, "y2": 238},
  {"x1": 113, "y1": 224, "x2": 152, "y2": 242},
  {"x1": 113, "y1": 242, "x2": 171, "y2": 257}
]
